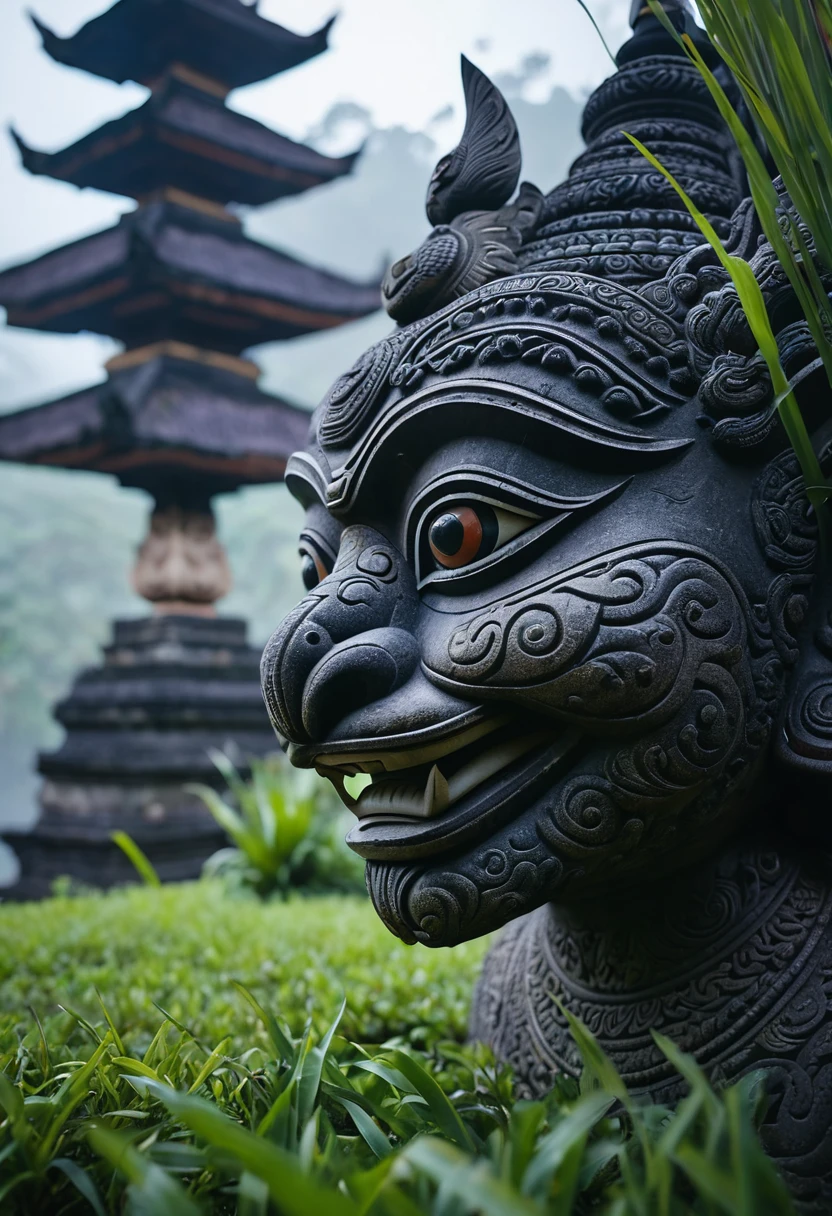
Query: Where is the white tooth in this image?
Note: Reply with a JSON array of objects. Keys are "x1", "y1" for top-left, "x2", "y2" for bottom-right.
[
  {"x1": 350, "y1": 729, "x2": 582, "y2": 824},
  {"x1": 355, "y1": 781, "x2": 434, "y2": 819},
  {"x1": 353, "y1": 765, "x2": 450, "y2": 821},
  {"x1": 424, "y1": 765, "x2": 450, "y2": 818},
  {"x1": 444, "y1": 731, "x2": 551, "y2": 806}
]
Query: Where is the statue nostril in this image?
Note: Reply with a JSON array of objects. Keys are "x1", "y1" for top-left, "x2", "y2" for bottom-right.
[{"x1": 305, "y1": 630, "x2": 322, "y2": 646}]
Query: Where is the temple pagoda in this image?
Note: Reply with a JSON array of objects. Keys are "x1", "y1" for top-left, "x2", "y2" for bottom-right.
[{"x1": 0, "y1": 0, "x2": 380, "y2": 897}]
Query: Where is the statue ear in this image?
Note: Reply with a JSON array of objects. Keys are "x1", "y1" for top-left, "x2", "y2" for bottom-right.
[{"x1": 775, "y1": 576, "x2": 832, "y2": 781}]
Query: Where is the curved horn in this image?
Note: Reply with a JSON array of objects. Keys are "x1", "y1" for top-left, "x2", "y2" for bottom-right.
[{"x1": 425, "y1": 55, "x2": 521, "y2": 226}]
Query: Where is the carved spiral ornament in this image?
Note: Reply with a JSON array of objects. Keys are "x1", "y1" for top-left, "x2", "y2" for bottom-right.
[{"x1": 802, "y1": 682, "x2": 832, "y2": 742}]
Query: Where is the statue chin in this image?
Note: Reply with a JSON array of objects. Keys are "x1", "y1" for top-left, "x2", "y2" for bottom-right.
[{"x1": 258, "y1": 12, "x2": 832, "y2": 1207}]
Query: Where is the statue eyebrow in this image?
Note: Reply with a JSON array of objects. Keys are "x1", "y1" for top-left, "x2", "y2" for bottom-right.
[
  {"x1": 285, "y1": 451, "x2": 331, "y2": 508},
  {"x1": 324, "y1": 379, "x2": 693, "y2": 515},
  {"x1": 405, "y1": 463, "x2": 628, "y2": 517}
]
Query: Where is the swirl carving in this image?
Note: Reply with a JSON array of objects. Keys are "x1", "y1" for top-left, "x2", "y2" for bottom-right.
[
  {"x1": 802, "y1": 683, "x2": 832, "y2": 741},
  {"x1": 426, "y1": 550, "x2": 749, "y2": 738},
  {"x1": 318, "y1": 329, "x2": 415, "y2": 450},
  {"x1": 546, "y1": 173, "x2": 739, "y2": 226},
  {"x1": 580, "y1": 57, "x2": 724, "y2": 143}
]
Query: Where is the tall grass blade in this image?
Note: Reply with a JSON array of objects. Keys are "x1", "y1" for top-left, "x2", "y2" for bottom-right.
[
  {"x1": 297, "y1": 997, "x2": 345, "y2": 1128},
  {"x1": 341, "y1": 1098, "x2": 392, "y2": 1159},
  {"x1": 50, "y1": 1156, "x2": 108, "y2": 1216},
  {"x1": 111, "y1": 831, "x2": 161, "y2": 888},
  {"x1": 88, "y1": 1125, "x2": 203, "y2": 1216},
  {"x1": 384, "y1": 1049, "x2": 477, "y2": 1151},
  {"x1": 522, "y1": 1090, "x2": 614, "y2": 1198},
  {"x1": 146, "y1": 1081, "x2": 358, "y2": 1216},
  {"x1": 402, "y1": 1137, "x2": 540, "y2": 1216}
]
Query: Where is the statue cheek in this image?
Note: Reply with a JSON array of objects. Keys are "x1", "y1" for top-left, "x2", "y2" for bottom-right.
[
  {"x1": 422, "y1": 593, "x2": 600, "y2": 688},
  {"x1": 421, "y1": 549, "x2": 753, "y2": 735}
]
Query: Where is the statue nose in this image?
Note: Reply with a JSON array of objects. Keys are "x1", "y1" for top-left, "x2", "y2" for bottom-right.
[
  {"x1": 302, "y1": 627, "x2": 419, "y2": 740},
  {"x1": 260, "y1": 526, "x2": 418, "y2": 745}
]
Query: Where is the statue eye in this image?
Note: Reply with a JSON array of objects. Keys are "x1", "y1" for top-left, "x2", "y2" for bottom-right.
[
  {"x1": 427, "y1": 503, "x2": 531, "y2": 570},
  {"x1": 300, "y1": 547, "x2": 330, "y2": 590}
]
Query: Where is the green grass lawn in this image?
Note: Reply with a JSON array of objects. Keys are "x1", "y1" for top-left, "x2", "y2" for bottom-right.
[
  {"x1": 0, "y1": 883, "x2": 796, "y2": 1214},
  {"x1": 0, "y1": 883, "x2": 490, "y2": 1052}
]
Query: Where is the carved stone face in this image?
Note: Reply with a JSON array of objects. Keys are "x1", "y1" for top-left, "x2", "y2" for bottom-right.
[{"x1": 261, "y1": 266, "x2": 817, "y2": 947}]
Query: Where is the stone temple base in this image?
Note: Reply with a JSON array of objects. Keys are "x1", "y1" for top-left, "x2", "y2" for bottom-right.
[{"x1": 2, "y1": 614, "x2": 278, "y2": 899}]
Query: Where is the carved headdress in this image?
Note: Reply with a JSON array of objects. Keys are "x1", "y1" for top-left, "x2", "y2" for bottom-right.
[{"x1": 372, "y1": 12, "x2": 832, "y2": 800}]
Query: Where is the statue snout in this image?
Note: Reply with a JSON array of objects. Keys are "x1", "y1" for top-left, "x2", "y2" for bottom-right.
[
  {"x1": 260, "y1": 526, "x2": 418, "y2": 746},
  {"x1": 302, "y1": 627, "x2": 420, "y2": 740}
]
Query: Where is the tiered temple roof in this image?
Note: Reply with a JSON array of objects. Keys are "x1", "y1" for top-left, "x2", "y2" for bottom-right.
[
  {"x1": 2, "y1": 0, "x2": 370, "y2": 895},
  {"x1": 0, "y1": 2, "x2": 382, "y2": 490},
  {"x1": 0, "y1": 348, "x2": 309, "y2": 498},
  {"x1": 31, "y1": 0, "x2": 335, "y2": 89},
  {"x1": 12, "y1": 75, "x2": 361, "y2": 206},
  {"x1": 0, "y1": 200, "x2": 380, "y2": 350}
]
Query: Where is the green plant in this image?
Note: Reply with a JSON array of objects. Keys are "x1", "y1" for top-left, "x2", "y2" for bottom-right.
[
  {"x1": 188, "y1": 751, "x2": 364, "y2": 898},
  {"x1": 0, "y1": 884, "x2": 487, "y2": 1047},
  {"x1": 0, "y1": 884, "x2": 799, "y2": 1212},
  {"x1": 0, "y1": 985, "x2": 794, "y2": 1215},
  {"x1": 694, "y1": 0, "x2": 832, "y2": 275}
]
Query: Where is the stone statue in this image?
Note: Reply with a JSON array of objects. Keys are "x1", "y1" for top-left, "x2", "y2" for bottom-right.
[{"x1": 260, "y1": 4, "x2": 832, "y2": 1207}]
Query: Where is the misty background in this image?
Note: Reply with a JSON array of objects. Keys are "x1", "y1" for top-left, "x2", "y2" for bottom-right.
[{"x1": 0, "y1": 0, "x2": 630, "y2": 879}]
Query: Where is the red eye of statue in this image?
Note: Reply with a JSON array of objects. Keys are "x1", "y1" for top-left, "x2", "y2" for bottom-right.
[{"x1": 428, "y1": 505, "x2": 498, "y2": 569}]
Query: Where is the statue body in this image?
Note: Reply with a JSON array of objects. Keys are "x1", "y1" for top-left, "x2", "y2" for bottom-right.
[
  {"x1": 260, "y1": 9, "x2": 832, "y2": 1208},
  {"x1": 472, "y1": 841, "x2": 832, "y2": 1208}
]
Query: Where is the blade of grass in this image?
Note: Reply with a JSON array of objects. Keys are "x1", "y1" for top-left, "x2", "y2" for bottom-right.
[
  {"x1": 88, "y1": 1125, "x2": 203, "y2": 1216},
  {"x1": 402, "y1": 1137, "x2": 540, "y2": 1216},
  {"x1": 50, "y1": 1156, "x2": 108, "y2": 1216},
  {"x1": 384, "y1": 1049, "x2": 477, "y2": 1151},
  {"x1": 187, "y1": 1037, "x2": 231, "y2": 1095},
  {"x1": 574, "y1": 0, "x2": 618, "y2": 66},
  {"x1": 341, "y1": 1098, "x2": 392, "y2": 1160},
  {"x1": 521, "y1": 1090, "x2": 615, "y2": 1199},
  {"x1": 111, "y1": 832, "x2": 161, "y2": 888},
  {"x1": 145, "y1": 1081, "x2": 358, "y2": 1216}
]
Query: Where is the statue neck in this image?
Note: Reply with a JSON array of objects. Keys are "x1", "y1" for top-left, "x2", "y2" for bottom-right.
[
  {"x1": 471, "y1": 834, "x2": 832, "y2": 1202},
  {"x1": 473, "y1": 835, "x2": 832, "y2": 1101},
  {"x1": 546, "y1": 839, "x2": 809, "y2": 999}
]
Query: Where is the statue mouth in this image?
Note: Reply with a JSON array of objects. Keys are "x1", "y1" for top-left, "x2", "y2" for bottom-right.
[
  {"x1": 307, "y1": 717, "x2": 584, "y2": 861},
  {"x1": 349, "y1": 722, "x2": 552, "y2": 821}
]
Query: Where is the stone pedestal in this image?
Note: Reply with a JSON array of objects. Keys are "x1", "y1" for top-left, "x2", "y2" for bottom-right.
[{"x1": 2, "y1": 615, "x2": 276, "y2": 899}]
